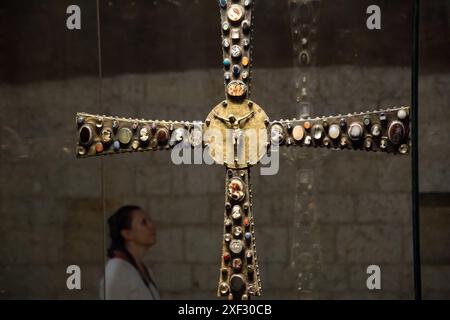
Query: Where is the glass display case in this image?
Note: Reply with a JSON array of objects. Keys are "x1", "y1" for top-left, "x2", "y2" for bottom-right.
[{"x1": 0, "y1": 0, "x2": 449, "y2": 300}]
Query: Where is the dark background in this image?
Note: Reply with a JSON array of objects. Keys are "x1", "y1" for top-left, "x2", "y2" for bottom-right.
[{"x1": 2, "y1": 0, "x2": 449, "y2": 84}]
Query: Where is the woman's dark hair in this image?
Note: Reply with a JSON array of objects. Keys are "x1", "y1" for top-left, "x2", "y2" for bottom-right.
[{"x1": 107, "y1": 205, "x2": 142, "y2": 258}]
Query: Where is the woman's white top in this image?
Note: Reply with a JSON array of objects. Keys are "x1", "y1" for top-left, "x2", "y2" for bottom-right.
[{"x1": 100, "y1": 258, "x2": 160, "y2": 300}]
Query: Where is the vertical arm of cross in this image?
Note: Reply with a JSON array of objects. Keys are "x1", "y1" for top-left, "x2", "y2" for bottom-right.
[
  {"x1": 75, "y1": 112, "x2": 203, "y2": 157},
  {"x1": 268, "y1": 107, "x2": 411, "y2": 155},
  {"x1": 219, "y1": 0, "x2": 255, "y2": 99},
  {"x1": 218, "y1": 167, "x2": 261, "y2": 300}
]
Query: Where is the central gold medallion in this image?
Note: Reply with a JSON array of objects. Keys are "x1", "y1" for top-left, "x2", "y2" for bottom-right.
[{"x1": 205, "y1": 100, "x2": 269, "y2": 169}]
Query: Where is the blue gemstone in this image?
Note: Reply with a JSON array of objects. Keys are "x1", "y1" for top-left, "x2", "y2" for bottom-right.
[
  {"x1": 219, "y1": 0, "x2": 227, "y2": 8},
  {"x1": 233, "y1": 65, "x2": 240, "y2": 77},
  {"x1": 113, "y1": 141, "x2": 120, "y2": 151},
  {"x1": 244, "y1": 232, "x2": 251, "y2": 240},
  {"x1": 223, "y1": 59, "x2": 231, "y2": 69},
  {"x1": 77, "y1": 116, "x2": 84, "y2": 126}
]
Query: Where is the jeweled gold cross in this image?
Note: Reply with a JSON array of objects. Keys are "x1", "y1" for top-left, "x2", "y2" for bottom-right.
[{"x1": 76, "y1": 0, "x2": 410, "y2": 300}]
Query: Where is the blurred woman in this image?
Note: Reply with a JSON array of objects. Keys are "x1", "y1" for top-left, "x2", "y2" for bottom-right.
[{"x1": 101, "y1": 205, "x2": 160, "y2": 300}]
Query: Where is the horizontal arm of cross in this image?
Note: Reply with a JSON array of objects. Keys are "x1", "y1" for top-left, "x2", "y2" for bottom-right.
[
  {"x1": 268, "y1": 107, "x2": 411, "y2": 155},
  {"x1": 75, "y1": 112, "x2": 203, "y2": 158}
]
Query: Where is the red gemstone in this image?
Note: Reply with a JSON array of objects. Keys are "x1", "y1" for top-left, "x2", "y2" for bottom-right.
[
  {"x1": 244, "y1": 218, "x2": 250, "y2": 227},
  {"x1": 95, "y1": 142, "x2": 104, "y2": 153},
  {"x1": 223, "y1": 253, "x2": 230, "y2": 262},
  {"x1": 232, "y1": 258, "x2": 242, "y2": 270},
  {"x1": 156, "y1": 128, "x2": 169, "y2": 146}
]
